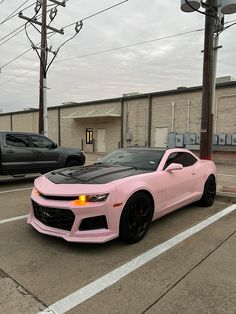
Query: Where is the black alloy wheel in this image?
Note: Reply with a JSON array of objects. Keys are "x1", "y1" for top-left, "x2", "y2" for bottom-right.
[
  {"x1": 199, "y1": 175, "x2": 216, "y2": 207},
  {"x1": 119, "y1": 192, "x2": 154, "y2": 243}
]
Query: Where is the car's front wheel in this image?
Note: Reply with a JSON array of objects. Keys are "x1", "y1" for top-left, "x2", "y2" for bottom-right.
[
  {"x1": 119, "y1": 192, "x2": 154, "y2": 243},
  {"x1": 199, "y1": 175, "x2": 216, "y2": 207}
]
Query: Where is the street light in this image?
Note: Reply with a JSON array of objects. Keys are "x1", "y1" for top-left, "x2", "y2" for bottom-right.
[
  {"x1": 221, "y1": 0, "x2": 236, "y2": 14},
  {"x1": 181, "y1": 0, "x2": 236, "y2": 13},
  {"x1": 181, "y1": 0, "x2": 236, "y2": 160},
  {"x1": 181, "y1": 0, "x2": 201, "y2": 12}
]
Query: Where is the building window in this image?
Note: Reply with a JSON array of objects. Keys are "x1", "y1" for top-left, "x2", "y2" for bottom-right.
[{"x1": 86, "y1": 128, "x2": 93, "y2": 144}]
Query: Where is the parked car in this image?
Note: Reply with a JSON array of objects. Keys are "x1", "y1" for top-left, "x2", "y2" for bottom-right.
[
  {"x1": 28, "y1": 147, "x2": 216, "y2": 244},
  {"x1": 0, "y1": 131, "x2": 85, "y2": 175}
]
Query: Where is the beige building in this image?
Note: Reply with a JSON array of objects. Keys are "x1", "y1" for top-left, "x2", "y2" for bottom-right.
[{"x1": 1, "y1": 80, "x2": 236, "y2": 164}]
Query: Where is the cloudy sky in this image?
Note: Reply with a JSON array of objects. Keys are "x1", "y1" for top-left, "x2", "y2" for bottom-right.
[{"x1": 0, "y1": 0, "x2": 236, "y2": 113}]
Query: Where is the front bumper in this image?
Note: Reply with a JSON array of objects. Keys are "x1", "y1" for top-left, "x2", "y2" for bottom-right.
[{"x1": 28, "y1": 194, "x2": 122, "y2": 243}]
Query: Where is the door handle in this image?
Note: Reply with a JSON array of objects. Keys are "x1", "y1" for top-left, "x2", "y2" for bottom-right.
[
  {"x1": 192, "y1": 171, "x2": 197, "y2": 175},
  {"x1": 6, "y1": 150, "x2": 14, "y2": 153}
]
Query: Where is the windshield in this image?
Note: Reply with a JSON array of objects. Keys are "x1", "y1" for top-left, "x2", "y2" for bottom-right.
[{"x1": 97, "y1": 149, "x2": 164, "y2": 171}]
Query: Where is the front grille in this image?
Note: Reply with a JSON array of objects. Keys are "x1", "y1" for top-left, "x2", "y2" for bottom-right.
[
  {"x1": 39, "y1": 193, "x2": 77, "y2": 201},
  {"x1": 32, "y1": 201, "x2": 75, "y2": 231}
]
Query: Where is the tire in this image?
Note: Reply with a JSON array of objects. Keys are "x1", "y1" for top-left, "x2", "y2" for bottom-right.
[
  {"x1": 119, "y1": 192, "x2": 154, "y2": 244},
  {"x1": 65, "y1": 159, "x2": 82, "y2": 167},
  {"x1": 199, "y1": 175, "x2": 216, "y2": 207}
]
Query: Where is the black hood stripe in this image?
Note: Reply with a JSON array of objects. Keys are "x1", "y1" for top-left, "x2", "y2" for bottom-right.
[{"x1": 46, "y1": 164, "x2": 151, "y2": 184}]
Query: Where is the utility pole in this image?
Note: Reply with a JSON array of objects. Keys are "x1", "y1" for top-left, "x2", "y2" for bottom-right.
[
  {"x1": 181, "y1": 0, "x2": 236, "y2": 159},
  {"x1": 199, "y1": 0, "x2": 217, "y2": 160},
  {"x1": 19, "y1": 0, "x2": 65, "y2": 136},
  {"x1": 39, "y1": 0, "x2": 47, "y2": 135}
]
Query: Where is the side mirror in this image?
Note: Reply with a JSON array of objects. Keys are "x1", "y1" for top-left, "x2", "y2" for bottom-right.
[{"x1": 165, "y1": 163, "x2": 183, "y2": 172}]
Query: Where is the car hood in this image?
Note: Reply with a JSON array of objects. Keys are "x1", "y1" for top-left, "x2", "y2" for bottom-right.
[{"x1": 46, "y1": 164, "x2": 150, "y2": 184}]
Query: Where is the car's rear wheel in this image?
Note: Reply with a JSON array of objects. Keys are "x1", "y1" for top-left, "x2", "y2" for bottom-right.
[
  {"x1": 119, "y1": 192, "x2": 154, "y2": 243},
  {"x1": 199, "y1": 175, "x2": 216, "y2": 207}
]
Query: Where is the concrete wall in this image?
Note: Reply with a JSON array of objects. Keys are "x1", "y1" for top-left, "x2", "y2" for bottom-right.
[
  {"x1": 123, "y1": 98, "x2": 149, "y2": 147},
  {"x1": 216, "y1": 93, "x2": 236, "y2": 134},
  {"x1": 48, "y1": 108, "x2": 58, "y2": 144},
  {"x1": 1, "y1": 84, "x2": 236, "y2": 163},
  {"x1": 60, "y1": 101, "x2": 121, "y2": 152},
  {"x1": 0, "y1": 115, "x2": 11, "y2": 130}
]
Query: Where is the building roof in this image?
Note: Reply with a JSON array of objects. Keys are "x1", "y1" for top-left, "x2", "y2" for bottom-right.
[{"x1": 63, "y1": 107, "x2": 121, "y2": 119}]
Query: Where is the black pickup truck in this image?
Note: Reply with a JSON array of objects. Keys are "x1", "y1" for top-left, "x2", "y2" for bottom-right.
[{"x1": 0, "y1": 131, "x2": 85, "y2": 175}]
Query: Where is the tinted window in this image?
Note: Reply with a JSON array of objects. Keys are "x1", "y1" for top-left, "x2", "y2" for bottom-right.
[
  {"x1": 98, "y1": 149, "x2": 165, "y2": 171},
  {"x1": 6, "y1": 134, "x2": 29, "y2": 147},
  {"x1": 29, "y1": 135, "x2": 54, "y2": 148},
  {"x1": 164, "y1": 152, "x2": 197, "y2": 169}
]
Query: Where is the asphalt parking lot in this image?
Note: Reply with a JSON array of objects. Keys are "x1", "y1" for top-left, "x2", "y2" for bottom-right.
[{"x1": 0, "y1": 161, "x2": 236, "y2": 314}]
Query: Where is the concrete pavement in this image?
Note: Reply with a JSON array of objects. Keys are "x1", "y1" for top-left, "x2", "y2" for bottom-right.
[
  {"x1": 216, "y1": 163, "x2": 236, "y2": 198},
  {"x1": 0, "y1": 153, "x2": 235, "y2": 313}
]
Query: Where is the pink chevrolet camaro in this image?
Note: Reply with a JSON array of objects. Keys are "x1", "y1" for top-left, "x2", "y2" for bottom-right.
[{"x1": 28, "y1": 148, "x2": 216, "y2": 243}]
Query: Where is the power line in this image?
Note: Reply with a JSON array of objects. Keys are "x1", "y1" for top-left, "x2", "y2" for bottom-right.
[
  {"x1": 1, "y1": 2, "x2": 236, "y2": 67},
  {"x1": 0, "y1": 2, "x2": 37, "y2": 45},
  {"x1": 0, "y1": 2, "x2": 58, "y2": 45},
  {"x1": 56, "y1": 28, "x2": 205, "y2": 63},
  {"x1": 0, "y1": 23, "x2": 25, "y2": 43},
  {"x1": 0, "y1": 0, "x2": 34, "y2": 25},
  {"x1": 0, "y1": 27, "x2": 26, "y2": 47},
  {"x1": 0, "y1": 27, "x2": 204, "y2": 85},
  {"x1": 62, "y1": 0, "x2": 128, "y2": 30},
  {"x1": 0, "y1": 0, "x2": 128, "y2": 70},
  {"x1": 1, "y1": 47, "x2": 33, "y2": 70},
  {"x1": 219, "y1": 20, "x2": 236, "y2": 34},
  {"x1": 46, "y1": 21, "x2": 83, "y2": 72},
  {"x1": 56, "y1": 17, "x2": 236, "y2": 63}
]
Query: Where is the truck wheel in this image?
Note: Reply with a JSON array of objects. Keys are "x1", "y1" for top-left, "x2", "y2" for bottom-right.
[{"x1": 65, "y1": 159, "x2": 82, "y2": 167}]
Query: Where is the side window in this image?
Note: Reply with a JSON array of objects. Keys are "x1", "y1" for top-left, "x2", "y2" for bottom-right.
[
  {"x1": 164, "y1": 152, "x2": 197, "y2": 169},
  {"x1": 29, "y1": 135, "x2": 53, "y2": 148},
  {"x1": 180, "y1": 153, "x2": 198, "y2": 167},
  {"x1": 6, "y1": 134, "x2": 29, "y2": 148}
]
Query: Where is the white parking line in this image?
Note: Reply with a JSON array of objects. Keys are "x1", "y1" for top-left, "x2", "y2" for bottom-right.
[
  {"x1": 39, "y1": 204, "x2": 236, "y2": 314},
  {"x1": 0, "y1": 187, "x2": 32, "y2": 194},
  {"x1": 0, "y1": 215, "x2": 27, "y2": 224}
]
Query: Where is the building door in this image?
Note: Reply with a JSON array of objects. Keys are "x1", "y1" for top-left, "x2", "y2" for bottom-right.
[
  {"x1": 97, "y1": 129, "x2": 106, "y2": 152},
  {"x1": 155, "y1": 127, "x2": 168, "y2": 147}
]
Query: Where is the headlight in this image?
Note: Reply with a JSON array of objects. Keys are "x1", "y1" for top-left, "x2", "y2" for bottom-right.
[
  {"x1": 85, "y1": 194, "x2": 109, "y2": 202},
  {"x1": 72, "y1": 193, "x2": 109, "y2": 206}
]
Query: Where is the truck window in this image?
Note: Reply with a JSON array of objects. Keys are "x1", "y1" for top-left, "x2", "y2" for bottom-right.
[
  {"x1": 29, "y1": 135, "x2": 54, "y2": 148},
  {"x1": 6, "y1": 134, "x2": 29, "y2": 147}
]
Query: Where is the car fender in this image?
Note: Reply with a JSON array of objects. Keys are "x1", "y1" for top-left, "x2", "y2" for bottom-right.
[
  {"x1": 197, "y1": 160, "x2": 216, "y2": 193},
  {"x1": 112, "y1": 178, "x2": 155, "y2": 209}
]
